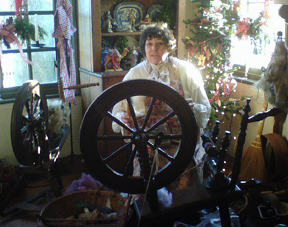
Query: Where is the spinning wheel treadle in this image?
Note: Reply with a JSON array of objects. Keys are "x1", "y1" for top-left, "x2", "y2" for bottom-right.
[
  {"x1": 11, "y1": 80, "x2": 48, "y2": 166},
  {"x1": 80, "y1": 80, "x2": 198, "y2": 194}
]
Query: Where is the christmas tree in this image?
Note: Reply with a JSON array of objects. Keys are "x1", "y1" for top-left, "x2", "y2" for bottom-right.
[{"x1": 183, "y1": 0, "x2": 244, "y2": 126}]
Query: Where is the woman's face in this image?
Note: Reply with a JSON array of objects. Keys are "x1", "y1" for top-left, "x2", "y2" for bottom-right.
[{"x1": 145, "y1": 37, "x2": 169, "y2": 65}]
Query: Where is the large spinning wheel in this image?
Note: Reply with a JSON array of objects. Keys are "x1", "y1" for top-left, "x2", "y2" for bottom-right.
[
  {"x1": 80, "y1": 80, "x2": 198, "y2": 195},
  {"x1": 11, "y1": 80, "x2": 49, "y2": 166}
]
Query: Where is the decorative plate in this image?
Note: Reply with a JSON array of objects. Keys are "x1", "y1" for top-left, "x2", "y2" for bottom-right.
[
  {"x1": 147, "y1": 4, "x2": 163, "y2": 22},
  {"x1": 114, "y1": 2, "x2": 145, "y2": 27}
]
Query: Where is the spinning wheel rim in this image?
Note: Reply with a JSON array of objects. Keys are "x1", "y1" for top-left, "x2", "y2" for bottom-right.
[
  {"x1": 11, "y1": 80, "x2": 48, "y2": 166},
  {"x1": 80, "y1": 80, "x2": 198, "y2": 194}
]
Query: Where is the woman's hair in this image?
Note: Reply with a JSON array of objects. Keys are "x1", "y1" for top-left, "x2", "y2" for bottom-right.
[{"x1": 138, "y1": 23, "x2": 176, "y2": 56}]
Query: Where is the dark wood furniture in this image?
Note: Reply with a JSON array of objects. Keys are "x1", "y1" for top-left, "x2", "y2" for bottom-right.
[{"x1": 132, "y1": 99, "x2": 284, "y2": 227}]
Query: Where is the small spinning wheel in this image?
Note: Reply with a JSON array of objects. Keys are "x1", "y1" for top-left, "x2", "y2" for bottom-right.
[
  {"x1": 11, "y1": 80, "x2": 48, "y2": 166},
  {"x1": 80, "y1": 80, "x2": 198, "y2": 195}
]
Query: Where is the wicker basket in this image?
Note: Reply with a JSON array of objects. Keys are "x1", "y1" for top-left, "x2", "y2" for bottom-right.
[{"x1": 38, "y1": 190, "x2": 130, "y2": 227}]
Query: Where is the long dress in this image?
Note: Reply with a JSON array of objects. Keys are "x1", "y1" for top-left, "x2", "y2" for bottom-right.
[{"x1": 112, "y1": 56, "x2": 211, "y2": 191}]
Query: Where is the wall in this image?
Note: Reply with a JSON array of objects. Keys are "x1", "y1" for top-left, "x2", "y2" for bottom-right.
[
  {"x1": 0, "y1": 96, "x2": 82, "y2": 166},
  {"x1": 177, "y1": 0, "x2": 194, "y2": 59}
]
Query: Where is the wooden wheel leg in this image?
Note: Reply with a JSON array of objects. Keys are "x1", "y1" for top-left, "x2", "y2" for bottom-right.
[{"x1": 219, "y1": 202, "x2": 231, "y2": 227}]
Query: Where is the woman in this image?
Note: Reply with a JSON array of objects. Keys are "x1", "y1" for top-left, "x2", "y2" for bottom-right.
[{"x1": 112, "y1": 24, "x2": 211, "y2": 190}]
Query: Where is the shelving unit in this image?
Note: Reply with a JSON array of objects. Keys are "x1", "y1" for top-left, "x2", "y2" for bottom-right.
[{"x1": 102, "y1": 31, "x2": 142, "y2": 37}]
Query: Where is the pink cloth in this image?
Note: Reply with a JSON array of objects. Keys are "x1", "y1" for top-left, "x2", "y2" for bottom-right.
[{"x1": 53, "y1": 0, "x2": 77, "y2": 105}]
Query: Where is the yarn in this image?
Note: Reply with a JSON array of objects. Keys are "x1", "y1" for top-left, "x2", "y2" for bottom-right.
[
  {"x1": 257, "y1": 41, "x2": 288, "y2": 109},
  {"x1": 65, "y1": 173, "x2": 112, "y2": 195}
]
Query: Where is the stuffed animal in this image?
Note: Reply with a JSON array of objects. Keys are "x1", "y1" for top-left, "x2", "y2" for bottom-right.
[{"x1": 257, "y1": 41, "x2": 288, "y2": 109}]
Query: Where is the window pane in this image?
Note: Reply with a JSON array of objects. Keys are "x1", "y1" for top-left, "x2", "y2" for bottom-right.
[
  {"x1": 2, "y1": 54, "x2": 29, "y2": 88},
  {"x1": 27, "y1": 0, "x2": 53, "y2": 11},
  {"x1": 0, "y1": 0, "x2": 53, "y2": 12},
  {"x1": 0, "y1": 0, "x2": 16, "y2": 12},
  {"x1": 231, "y1": 1, "x2": 285, "y2": 70},
  {"x1": 246, "y1": 4, "x2": 265, "y2": 17},
  {"x1": 29, "y1": 15, "x2": 55, "y2": 47},
  {"x1": 32, "y1": 52, "x2": 57, "y2": 84}
]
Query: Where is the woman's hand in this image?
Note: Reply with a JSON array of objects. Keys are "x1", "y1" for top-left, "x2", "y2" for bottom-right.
[{"x1": 185, "y1": 98, "x2": 194, "y2": 108}]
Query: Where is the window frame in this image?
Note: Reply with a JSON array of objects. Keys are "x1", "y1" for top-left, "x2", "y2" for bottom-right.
[
  {"x1": 231, "y1": 0, "x2": 285, "y2": 82},
  {"x1": 0, "y1": 0, "x2": 79, "y2": 103}
]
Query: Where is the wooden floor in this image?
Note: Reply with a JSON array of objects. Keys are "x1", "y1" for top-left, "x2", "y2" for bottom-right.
[{"x1": 0, "y1": 155, "x2": 87, "y2": 227}]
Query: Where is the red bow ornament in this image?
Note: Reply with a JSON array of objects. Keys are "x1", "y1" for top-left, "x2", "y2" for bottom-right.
[
  {"x1": 0, "y1": 22, "x2": 33, "y2": 67},
  {"x1": 235, "y1": 18, "x2": 251, "y2": 39}
]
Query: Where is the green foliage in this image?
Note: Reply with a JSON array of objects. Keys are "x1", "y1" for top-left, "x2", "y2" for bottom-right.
[
  {"x1": 14, "y1": 17, "x2": 47, "y2": 41},
  {"x1": 116, "y1": 37, "x2": 131, "y2": 61},
  {"x1": 157, "y1": 0, "x2": 176, "y2": 29}
]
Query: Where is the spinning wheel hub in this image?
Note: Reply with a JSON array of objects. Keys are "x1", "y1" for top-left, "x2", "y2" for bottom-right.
[{"x1": 132, "y1": 131, "x2": 147, "y2": 143}]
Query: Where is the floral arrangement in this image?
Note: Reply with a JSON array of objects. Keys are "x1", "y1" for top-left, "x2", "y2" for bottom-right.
[
  {"x1": 0, "y1": 16, "x2": 47, "y2": 48},
  {"x1": 235, "y1": 11, "x2": 268, "y2": 41}
]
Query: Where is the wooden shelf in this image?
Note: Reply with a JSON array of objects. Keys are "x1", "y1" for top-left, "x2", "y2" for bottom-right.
[
  {"x1": 79, "y1": 68, "x2": 128, "y2": 78},
  {"x1": 102, "y1": 31, "x2": 142, "y2": 36}
]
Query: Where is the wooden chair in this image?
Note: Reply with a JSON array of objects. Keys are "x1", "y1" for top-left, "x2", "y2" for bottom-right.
[{"x1": 132, "y1": 99, "x2": 283, "y2": 227}]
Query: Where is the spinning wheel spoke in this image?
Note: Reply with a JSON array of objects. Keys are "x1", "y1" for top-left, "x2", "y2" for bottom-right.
[
  {"x1": 26, "y1": 130, "x2": 35, "y2": 152},
  {"x1": 21, "y1": 125, "x2": 29, "y2": 134},
  {"x1": 25, "y1": 99, "x2": 31, "y2": 119},
  {"x1": 103, "y1": 142, "x2": 133, "y2": 163},
  {"x1": 146, "y1": 111, "x2": 176, "y2": 133},
  {"x1": 33, "y1": 95, "x2": 41, "y2": 114},
  {"x1": 30, "y1": 94, "x2": 34, "y2": 118},
  {"x1": 142, "y1": 97, "x2": 156, "y2": 130},
  {"x1": 147, "y1": 141, "x2": 175, "y2": 162},
  {"x1": 106, "y1": 111, "x2": 134, "y2": 134},
  {"x1": 97, "y1": 135, "x2": 131, "y2": 140},
  {"x1": 34, "y1": 110, "x2": 44, "y2": 120},
  {"x1": 123, "y1": 145, "x2": 138, "y2": 177},
  {"x1": 126, "y1": 97, "x2": 139, "y2": 130},
  {"x1": 147, "y1": 134, "x2": 183, "y2": 140}
]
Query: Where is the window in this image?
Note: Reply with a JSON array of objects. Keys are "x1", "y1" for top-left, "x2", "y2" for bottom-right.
[
  {"x1": 230, "y1": 0, "x2": 285, "y2": 79},
  {"x1": 0, "y1": 0, "x2": 58, "y2": 100}
]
